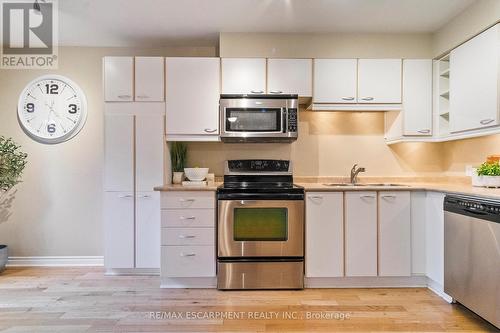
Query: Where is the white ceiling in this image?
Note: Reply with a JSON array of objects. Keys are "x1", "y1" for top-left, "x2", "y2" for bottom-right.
[{"x1": 58, "y1": 0, "x2": 476, "y2": 47}]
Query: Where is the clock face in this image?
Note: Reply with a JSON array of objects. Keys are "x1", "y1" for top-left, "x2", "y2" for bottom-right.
[{"x1": 17, "y1": 75, "x2": 88, "y2": 144}]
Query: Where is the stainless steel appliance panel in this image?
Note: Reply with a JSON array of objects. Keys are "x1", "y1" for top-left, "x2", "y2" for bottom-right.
[
  {"x1": 217, "y1": 260, "x2": 304, "y2": 290},
  {"x1": 444, "y1": 196, "x2": 500, "y2": 329},
  {"x1": 218, "y1": 199, "x2": 304, "y2": 258}
]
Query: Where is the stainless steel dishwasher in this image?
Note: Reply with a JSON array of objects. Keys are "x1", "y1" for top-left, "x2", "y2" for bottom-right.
[{"x1": 444, "y1": 195, "x2": 500, "y2": 329}]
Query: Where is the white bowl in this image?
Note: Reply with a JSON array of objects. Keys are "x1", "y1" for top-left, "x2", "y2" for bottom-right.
[{"x1": 184, "y1": 168, "x2": 209, "y2": 181}]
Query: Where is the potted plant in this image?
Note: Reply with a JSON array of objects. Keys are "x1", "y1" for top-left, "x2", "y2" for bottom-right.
[
  {"x1": 0, "y1": 136, "x2": 27, "y2": 272},
  {"x1": 476, "y1": 161, "x2": 500, "y2": 188},
  {"x1": 170, "y1": 142, "x2": 187, "y2": 184}
]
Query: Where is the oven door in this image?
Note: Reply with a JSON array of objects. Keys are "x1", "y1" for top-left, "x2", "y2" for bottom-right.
[{"x1": 218, "y1": 200, "x2": 304, "y2": 258}]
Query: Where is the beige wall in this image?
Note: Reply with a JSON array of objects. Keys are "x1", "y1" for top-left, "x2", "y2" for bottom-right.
[
  {"x1": 0, "y1": 46, "x2": 215, "y2": 257},
  {"x1": 432, "y1": 0, "x2": 500, "y2": 57},
  {"x1": 220, "y1": 32, "x2": 433, "y2": 59}
]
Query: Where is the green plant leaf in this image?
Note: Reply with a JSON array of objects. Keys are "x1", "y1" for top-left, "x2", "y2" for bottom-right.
[{"x1": 0, "y1": 136, "x2": 28, "y2": 192}]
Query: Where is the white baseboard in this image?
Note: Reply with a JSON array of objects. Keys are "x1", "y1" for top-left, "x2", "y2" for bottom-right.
[
  {"x1": 427, "y1": 278, "x2": 453, "y2": 303},
  {"x1": 106, "y1": 268, "x2": 159, "y2": 276},
  {"x1": 305, "y1": 275, "x2": 428, "y2": 288},
  {"x1": 7, "y1": 256, "x2": 104, "y2": 267}
]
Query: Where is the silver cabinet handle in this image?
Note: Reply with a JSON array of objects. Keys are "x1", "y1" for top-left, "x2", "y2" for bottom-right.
[
  {"x1": 179, "y1": 198, "x2": 195, "y2": 202},
  {"x1": 308, "y1": 195, "x2": 324, "y2": 199},
  {"x1": 381, "y1": 195, "x2": 397, "y2": 199},
  {"x1": 138, "y1": 194, "x2": 151, "y2": 199},
  {"x1": 136, "y1": 95, "x2": 150, "y2": 99},
  {"x1": 360, "y1": 195, "x2": 375, "y2": 199},
  {"x1": 180, "y1": 253, "x2": 196, "y2": 257},
  {"x1": 117, "y1": 95, "x2": 132, "y2": 99},
  {"x1": 361, "y1": 97, "x2": 374, "y2": 101},
  {"x1": 204, "y1": 128, "x2": 217, "y2": 133},
  {"x1": 341, "y1": 97, "x2": 355, "y2": 101},
  {"x1": 179, "y1": 216, "x2": 196, "y2": 220},
  {"x1": 178, "y1": 235, "x2": 196, "y2": 239},
  {"x1": 480, "y1": 119, "x2": 495, "y2": 125},
  {"x1": 118, "y1": 194, "x2": 133, "y2": 198},
  {"x1": 418, "y1": 129, "x2": 431, "y2": 134},
  {"x1": 250, "y1": 90, "x2": 264, "y2": 94},
  {"x1": 269, "y1": 90, "x2": 283, "y2": 94}
]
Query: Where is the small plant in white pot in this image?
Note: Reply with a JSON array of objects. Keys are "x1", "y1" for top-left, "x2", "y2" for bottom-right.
[
  {"x1": 0, "y1": 136, "x2": 27, "y2": 272},
  {"x1": 476, "y1": 161, "x2": 500, "y2": 188},
  {"x1": 170, "y1": 142, "x2": 187, "y2": 184}
]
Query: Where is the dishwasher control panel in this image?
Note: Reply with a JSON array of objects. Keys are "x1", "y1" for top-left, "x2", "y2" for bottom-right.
[{"x1": 444, "y1": 195, "x2": 500, "y2": 223}]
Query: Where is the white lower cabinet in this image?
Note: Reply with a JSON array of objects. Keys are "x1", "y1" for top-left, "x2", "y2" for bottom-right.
[
  {"x1": 135, "y1": 192, "x2": 161, "y2": 268},
  {"x1": 160, "y1": 191, "x2": 216, "y2": 285},
  {"x1": 305, "y1": 192, "x2": 344, "y2": 277},
  {"x1": 378, "y1": 191, "x2": 411, "y2": 276},
  {"x1": 425, "y1": 192, "x2": 445, "y2": 287},
  {"x1": 345, "y1": 191, "x2": 378, "y2": 277},
  {"x1": 104, "y1": 192, "x2": 135, "y2": 269}
]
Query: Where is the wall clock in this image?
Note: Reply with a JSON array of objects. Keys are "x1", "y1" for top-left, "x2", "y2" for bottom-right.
[{"x1": 17, "y1": 75, "x2": 88, "y2": 144}]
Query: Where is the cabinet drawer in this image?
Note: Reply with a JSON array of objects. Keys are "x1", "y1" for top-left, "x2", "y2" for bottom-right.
[
  {"x1": 161, "y1": 192, "x2": 215, "y2": 209},
  {"x1": 162, "y1": 228, "x2": 215, "y2": 246},
  {"x1": 161, "y1": 209, "x2": 215, "y2": 227},
  {"x1": 161, "y1": 246, "x2": 215, "y2": 277}
]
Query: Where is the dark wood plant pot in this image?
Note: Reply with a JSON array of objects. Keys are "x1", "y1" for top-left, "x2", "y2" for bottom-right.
[{"x1": 0, "y1": 245, "x2": 7, "y2": 272}]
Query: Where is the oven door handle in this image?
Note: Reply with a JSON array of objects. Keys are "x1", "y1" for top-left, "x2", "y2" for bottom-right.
[{"x1": 239, "y1": 200, "x2": 258, "y2": 205}]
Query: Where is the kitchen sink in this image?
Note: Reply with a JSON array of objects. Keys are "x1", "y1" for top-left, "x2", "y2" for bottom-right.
[{"x1": 322, "y1": 183, "x2": 408, "y2": 187}]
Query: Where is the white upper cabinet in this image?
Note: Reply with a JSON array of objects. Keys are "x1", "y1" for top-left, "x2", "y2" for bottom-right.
[
  {"x1": 221, "y1": 58, "x2": 266, "y2": 94},
  {"x1": 165, "y1": 57, "x2": 220, "y2": 139},
  {"x1": 313, "y1": 59, "x2": 357, "y2": 103},
  {"x1": 305, "y1": 192, "x2": 344, "y2": 277},
  {"x1": 450, "y1": 24, "x2": 499, "y2": 133},
  {"x1": 378, "y1": 191, "x2": 411, "y2": 277},
  {"x1": 267, "y1": 58, "x2": 312, "y2": 96},
  {"x1": 358, "y1": 59, "x2": 402, "y2": 103},
  {"x1": 135, "y1": 57, "x2": 164, "y2": 102},
  {"x1": 104, "y1": 114, "x2": 134, "y2": 191},
  {"x1": 345, "y1": 191, "x2": 378, "y2": 277},
  {"x1": 403, "y1": 59, "x2": 433, "y2": 136},
  {"x1": 104, "y1": 57, "x2": 134, "y2": 102},
  {"x1": 135, "y1": 115, "x2": 164, "y2": 191}
]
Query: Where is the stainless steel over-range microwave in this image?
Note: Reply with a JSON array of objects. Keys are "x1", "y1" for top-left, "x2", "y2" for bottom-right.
[{"x1": 219, "y1": 94, "x2": 298, "y2": 143}]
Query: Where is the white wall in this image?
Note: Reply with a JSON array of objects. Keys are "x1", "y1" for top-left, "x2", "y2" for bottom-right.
[{"x1": 0, "y1": 46, "x2": 215, "y2": 257}]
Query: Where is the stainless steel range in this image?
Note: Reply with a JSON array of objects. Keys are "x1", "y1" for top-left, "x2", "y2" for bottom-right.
[{"x1": 216, "y1": 160, "x2": 305, "y2": 290}]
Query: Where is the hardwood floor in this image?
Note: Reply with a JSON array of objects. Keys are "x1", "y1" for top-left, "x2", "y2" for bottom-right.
[{"x1": 0, "y1": 267, "x2": 497, "y2": 332}]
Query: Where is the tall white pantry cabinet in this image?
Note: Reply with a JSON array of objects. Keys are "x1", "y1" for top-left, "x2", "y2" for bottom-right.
[{"x1": 103, "y1": 109, "x2": 164, "y2": 271}]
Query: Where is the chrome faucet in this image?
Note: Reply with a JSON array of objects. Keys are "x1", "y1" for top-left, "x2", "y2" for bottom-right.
[{"x1": 350, "y1": 164, "x2": 366, "y2": 184}]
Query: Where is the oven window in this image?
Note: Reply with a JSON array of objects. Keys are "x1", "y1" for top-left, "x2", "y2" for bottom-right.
[
  {"x1": 233, "y1": 208, "x2": 288, "y2": 241},
  {"x1": 225, "y1": 108, "x2": 282, "y2": 132}
]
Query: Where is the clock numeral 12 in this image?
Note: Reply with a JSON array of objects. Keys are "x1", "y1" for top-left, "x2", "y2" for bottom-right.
[{"x1": 45, "y1": 84, "x2": 58, "y2": 94}]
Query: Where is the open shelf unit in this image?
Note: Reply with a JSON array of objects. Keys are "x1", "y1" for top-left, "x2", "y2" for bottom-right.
[{"x1": 434, "y1": 54, "x2": 451, "y2": 137}]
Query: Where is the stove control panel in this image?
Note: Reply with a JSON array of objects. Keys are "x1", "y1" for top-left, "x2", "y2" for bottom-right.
[{"x1": 227, "y1": 160, "x2": 291, "y2": 173}]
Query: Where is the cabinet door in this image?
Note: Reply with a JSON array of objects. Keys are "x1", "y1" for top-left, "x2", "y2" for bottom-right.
[
  {"x1": 378, "y1": 191, "x2": 411, "y2": 276},
  {"x1": 403, "y1": 59, "x2": 432, "y2": 136},
  {"x1": 450, "y1": 24, "x2": 499, "y2": 133},
  {"x1": 104, "y1": 192, "x2": 135, "y2": 269},
  {"x1": 221, "y1": 58, "x2": 266, "y2": 94},
  {"x1": 267, "y1": 59, "x2": 312, "y2": 96},
  {"x1": 136, "y1": 192, "x2": 160, "y2": 268},
  {"x1": 165, "y1": 57, "x2": 220, "y2": 136},
  {"x1": 425, "y1": 192, "x2": 445, "y2": 286},
  {"x1": 103, "y1": 57, "x2": 134, "y2": 101},
  {"x1": 306, "y1": 192, "x2": 344, "y2": 277},
  {"x1": 358, "y1": 59, "x2": 402, "y2": 103},
  {"x1": 135, "y1": 57, "x2": 164, "y2": 102},
  {"x1": 104, "y1": 114, "x2": 134, "y2": 192},
  {"x1": 313, "y1": 59, "x2": 357, "y2": 103},
  {"x1": 345, "y1": 191, "x2": 377, "y2": 276},
  {"x1": 135, "y1": 115, "x2": 164, "y2": 192}
]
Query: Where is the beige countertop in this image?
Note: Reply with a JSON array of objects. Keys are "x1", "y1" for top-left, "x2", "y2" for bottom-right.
[{"x1": 154, "y1": 180, "x2": 500, "y2": 200}]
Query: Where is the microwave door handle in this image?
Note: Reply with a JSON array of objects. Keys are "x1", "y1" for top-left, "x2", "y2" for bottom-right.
[{"x1": 282, "y1": 108, "x2": 286, "y2": 133}]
